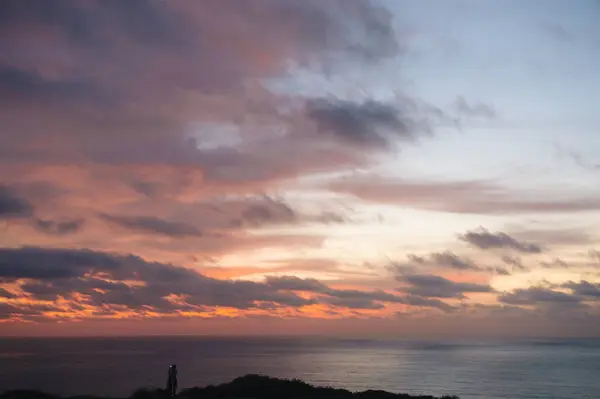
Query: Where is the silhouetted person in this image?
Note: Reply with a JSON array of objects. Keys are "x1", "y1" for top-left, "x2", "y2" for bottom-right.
[{"x1": 166, "y1": 364, "x2": 178, "y2": 397}]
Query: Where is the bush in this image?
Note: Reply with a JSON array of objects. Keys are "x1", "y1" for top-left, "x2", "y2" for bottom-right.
[
  {"x1": 130, "y1": 387, "x2": 167, "y2": 399},
  {"x1": 0, "y1": 391, "x2": 57, "y2": 399},
  {"x1": 1, "y1": 375, "x2": 460, "y2": 399},
  {"x1": 177, "y1": 375, "x2": 458, "y2": 399}
]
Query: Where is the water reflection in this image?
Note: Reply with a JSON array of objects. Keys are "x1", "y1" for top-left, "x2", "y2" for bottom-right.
[{"x1": 0, "y1": 337, "x2": 598, "y2": 399}]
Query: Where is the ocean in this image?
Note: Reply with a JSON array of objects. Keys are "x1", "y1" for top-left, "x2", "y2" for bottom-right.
[{"x1": 0, "y1": 337, "x2": 599, "y2": 399}]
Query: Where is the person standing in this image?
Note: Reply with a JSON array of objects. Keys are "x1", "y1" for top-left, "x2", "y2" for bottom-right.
[{"x1": 166, "y1": 364, "x2": 178, "y2": 397}]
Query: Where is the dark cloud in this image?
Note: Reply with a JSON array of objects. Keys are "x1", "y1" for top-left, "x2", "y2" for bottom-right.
[
  {"x1": 0, "y1": 247, "x2": 457, "y2": 318},
  {"x1": 0, "y1": 287, "x2": 16, "y2": 299},
  {"x1": 127, "y1": 180, "x2": 163, "y2": 198},
  {"x1": 489, "y1": 266, "x2": 511, "y2": 276},
  {"x1": 0, "y1": 185, "x2": 34, "y2": 219},
  {"x1": 0, "y1": 0, "x2": 399, "y2": 170},
  {"x1": 562, "y1": 281, "x2": 600, "y2": 298},
  {"x1": 0, "y1": 1, "x2": 171, "y2": 45},
  {"x1": 1, "y1": 247, "x2": 314, "y2": 312},
  {"x1": 0, "y1": 65, "x2": 103, "y2": 105},
  {"x1": 306, "y1": 99, "x2": 420, "y2": 149},
  {"x1": 33, "y1": 218, "x2": 84, "y2": 235},
  {"x1": 0, "y1": 303, "x2": 17, "y2": 320},
  {"x1": 226, "y1": 196, "x2": 347, "y2": 228},
  {"x1": 407, "y1": 254, "x2": 426, "y2": 264},
  {"x1": 325, "y1": 288, "x2": 404, "y2": 305},
  {"x1": 266, "y1": 276, "x2": 455, "y2": 312},
  {"x1": 429, "y1": 251, "x2": 478, "y2": 270},
  {"x1": 498, "y1": 287, "x2": 581, "y2": 305},
  {"x1": 500, "y1": 255, "x2": 529, "y2": 272},
  {"x1": 321, "y1": 296, "x2": 385, "y2": 310},
  {"x1": 230, "y1": 197, "x2": 297, "y2": 228},
  {"x1": 454, "y1": 96, "x2": 495, "y2": 119},
  {"x1": 0, "y1": 247, "x2": 122, "y2": 280},
  {"x1": 265, "y1": 276, "x2": 329, "y2": 293},
  {"x1": 99, "y1": 214, "x2": 202, "y2": 238},
  {"x1": 460, "y1": 228, "x2": 542, "y2": 253},
  {"x1": 0, "y1": 302, "x2": 44, "y2": 320},
  {"x1": 392, "y1": 251, "x2": 507, "y2": 275},
  {"x1": 0, "y1": 301, "x2": 67, "y2": 321},
  {"x1": 401, "y1": 295, "x2": 456, "y2": 312},
  {"x1": 397, "y1": 273, "x2": 493, "y2": 299}
]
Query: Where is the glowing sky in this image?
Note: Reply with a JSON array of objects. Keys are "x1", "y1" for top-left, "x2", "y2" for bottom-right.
[{"x1": 1, "y1": 0, "x2": 600, "y2": 338}]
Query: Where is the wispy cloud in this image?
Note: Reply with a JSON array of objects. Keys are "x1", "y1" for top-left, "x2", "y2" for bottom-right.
[
  {"x1": 32, "y1": 218, "x2": 84, "y2": 235},
  {"x1": 328, "y1": 175, "x2": 600, "y2": 215},
  {"x1": 453, "y1": 96, "x2": 496, "y2": 119},
  {"x1": 99, "y1": 214, "x2": 203, "y2": 238}
]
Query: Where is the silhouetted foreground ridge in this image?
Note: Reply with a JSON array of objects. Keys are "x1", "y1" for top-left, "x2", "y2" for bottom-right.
[{"x1": 1, "y1": 374, "x2": 460, "y2": 399}]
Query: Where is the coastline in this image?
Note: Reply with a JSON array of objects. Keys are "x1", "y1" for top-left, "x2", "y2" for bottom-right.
[{"x1": 1, "y1": 375, "x2": 459, "y2": 399}]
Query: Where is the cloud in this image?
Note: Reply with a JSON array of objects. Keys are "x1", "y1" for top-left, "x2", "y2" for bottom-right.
[
  {"x1": 397, "y1": 273, "x2": 493, "y2": 299},
  {"x1": 127, "y1": 180, "x2": 163, "y2": 198},
  {"x1": 265, "y1": 276, "x2": 329, "y2": 293},
  {"x1": 328, "y1": 175, "x2": 600, "y2": 215},
  {"x1": 0, "y1": 0, "x2": 400, "y2": 167},
  {"x1": 391, "y1": 251, "x2": 509, "y2": 276},
  {"x1": 562, "y1": 281, "x2": 600, "y2": 298},
  {"x1": 0, "y1": 247, "x2": 458, "y2": 320},
  {"x1": 0, "y1": 247, "x2": 123, "y2": 280},
  {"x1": 540, "y1": 257, "x2": 570, "y2": 269},
  {"x1": 498, "y1": 286, "x2": 581, "y2": 305},
  {"x1": 0, "y1": 302, "x2": 50, "y2": 320},
  {"x1": 99, "y1": 213, "x2": 203, "y2": 238},
  {"x1": 395, "y1": 251, "x2": 479, "y2": 271},
  {"x1": 400, "y1": 295, "x2": 456, "y2": 313},
  {"x1": 555, "y1": 146, "x2": 600, "y2": 172},
  {"x1": 454, "y1": 96, "x2": 495, "y2": 119},
  {"x1": 0, "y1": 185, "x2": 34, "y2": 219},
  {"x1": 320, "y1": 296, "x2": 386, "y2": 310},
  {"x1": 180, "y1": 196, "x2": 347, "y2": 232},
  {"x1": 229, "y1": 196, "x2": 297, "y2": 228},
  {"x1": 429, "y1": 251, "x2": 478, "y2": 270},
  {"x1": 0, "y1": 287, "x2": 16, "y2": 299},
  {"x1": 0, "y1": 1, "x2": 408, "y2": 248},
  {"x1": 459, "y1": 228, "x2": 542, "y2": 253},
  {"x1": 0, "y1": 65, "x2": 100, "y2": 106},
  {"x1": 506, "y1": 226, "x2": 594, "y2": 247},
  {"x1": 490, "y1": 266, "x2": 511, "y2": 276},
  {"x1": 500, "y1": 255, "x2": 529, "y2": 272},
  {"x1": 305, "y1": 98, "x2": 423, "y2": 149},
  {"x1": 266, "y1": 276, "x2": 455, "y2": 312},
  {"x1": 1, "y1": 247, "x2": 315, "y2": 313},
  {"x1": 32, "y1": 218, "x2": 84, "y2": 235}
]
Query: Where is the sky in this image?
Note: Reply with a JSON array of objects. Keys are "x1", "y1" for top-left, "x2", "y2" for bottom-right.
[{"x1": 1, "y1": 0, "x2": 600, "y2": 338}]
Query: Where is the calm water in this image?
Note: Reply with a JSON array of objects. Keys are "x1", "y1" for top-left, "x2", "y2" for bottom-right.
[{"x1": 0, "y1": 337, "x2": 599, "y2": 399}]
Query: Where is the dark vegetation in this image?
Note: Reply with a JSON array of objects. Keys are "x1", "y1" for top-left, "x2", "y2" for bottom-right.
[{"x1": 1, "y1": 374, "x2": 459, "y2": 399}]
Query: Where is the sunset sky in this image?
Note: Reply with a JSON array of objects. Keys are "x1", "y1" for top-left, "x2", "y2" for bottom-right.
[{"x1": 1, "y1": 0, "x2": 599, "y2": 338}]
